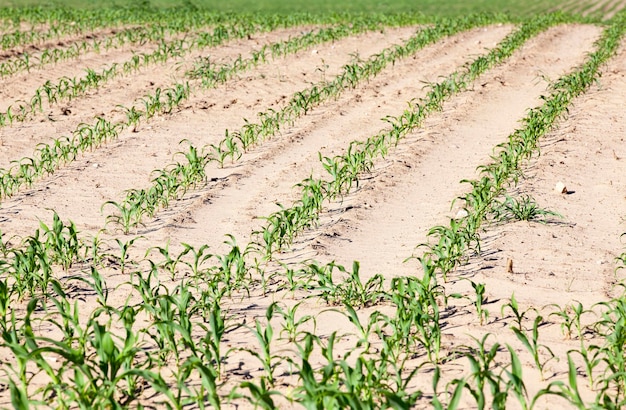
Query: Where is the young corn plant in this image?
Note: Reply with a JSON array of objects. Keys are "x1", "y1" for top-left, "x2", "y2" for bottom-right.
[
  {"x1": 511, "y1": 315, "x2": 556, "y2": 381},
  {"x1": 469, "y1": 280, "x2": 489, "y2": 326}
]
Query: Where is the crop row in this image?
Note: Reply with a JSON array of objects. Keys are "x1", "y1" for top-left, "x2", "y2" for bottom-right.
[
  {"x1": 412, "y1": 12, "x2": 626, "y2": 408},
  {"x1": 0, "y1": 19, "x2": 396, "y2": 204},
  {"x1": 251, "y1": 12, "x2": 571, "y2": 261},
  {"x1": 0, "y1": 12, "x2": 527, "y2": 407},
  {"x1": 0, "y1": 5, "x2": 432, "y2": 78},
  {"x1": 0, "y1": 21, "x2": 270, "y2": 126},
  {"x1": 422, "y1": 11, "x2": 626, "y2": 282},
  {"x1": 104, "y1": 13, "x2": 506, "y2": 234},
  {"x1": 0, "y1": 21, "x2": 246, "y2": 80},
  {"x1": 0, "y1": 12, "x2": 569, "y2": 407},
  {"x1": 241, "y1": 12, "x2": 626, "y2": 408}
]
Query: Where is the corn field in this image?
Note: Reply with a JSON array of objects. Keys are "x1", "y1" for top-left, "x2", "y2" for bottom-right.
[{"x1": 0, "y1": 3, "x2": 625, "y2": 409}]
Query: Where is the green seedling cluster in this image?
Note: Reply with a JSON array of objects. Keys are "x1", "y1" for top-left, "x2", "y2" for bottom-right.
[
  {"x1": 491, "y1": 194, "x2": 563, "y2": 224},
  {"x1": 0, "y1": 117, "x2": 121, "y2": 198},
  {"x1": 1, "y1": 11, "x2": 434, "y2": 205},
  {"x1": 185, "y1": 12, "x2": 459, "y2": 88}
]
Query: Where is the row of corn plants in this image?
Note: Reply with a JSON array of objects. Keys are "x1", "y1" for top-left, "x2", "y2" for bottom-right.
[
  {"x1": 402, "y1": 12, "x2": 626, "y2": 409},
  {"x1": 209, "y1": 11, "x2": 626, "y2": 407},
  {"x1": 79, "y1": 13, "x2": 581, "y2": 407},
  {"x1": 0, "y1": 20, "x2": 386, "y2": 204},
  {"x1": 74, "y1": 19, "x2": 569, "y2": 404},
  {"x1": 0, "y1": 21, "x2": 232, "y2": 79},
  {"x1": 104, "y1": 13, "x2": 506, "y2": 234},
  {"x1": 420, "y1": 11, "x2": 626, "y2": 282},
  {"x1": 0, "y1": 12, "x2": 335, "y2": 125},
  {"x1": 0, "y1": 5, "x2": 340, "y2": 79},
  {"x1": 0, "y1": 4, "x2": 205, "y2": 51},
  {"x1": 0, "y1": 203, "x2": 447, "y2": 406},
  {"x1": 0, "y1": 25, "x2": 159, "y2": 79},
  {"x1": 189, "y1": 16, "x2": 586, "y2": 407},
  {"x1": 0, "y1": 5, "x2": 436, "y2": 53},
  {"x1": 250, "y1": 13, "x2": 570, "y2": 260},
  {"x1": 260, "y1": 12, "x2": 626, "y2": 408},
  {"x1": 0, "y1": 13, "x2": 520, "y2": 406},
  {"x1": 0, "y1": 21, "x2": 92, "y2": 51}
]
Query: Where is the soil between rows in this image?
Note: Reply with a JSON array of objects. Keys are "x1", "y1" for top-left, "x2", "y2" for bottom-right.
[
  {"x1": 189, "y1": 22, "x2": 608, "y2": 407},
  {"x1": 285, "y1": 23, "x2": 602, "y2": 281},
  {"x1": 419, "y1": 36, "x2": 626, "y2": 409},
  {"x1": 142, "y1": 24, "x2": 515, "y2": 258}
]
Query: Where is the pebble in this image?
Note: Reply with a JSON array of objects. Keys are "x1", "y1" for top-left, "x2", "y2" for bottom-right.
[{"x1": 555, "y1": 181, "x2": 567, "y2": 194}]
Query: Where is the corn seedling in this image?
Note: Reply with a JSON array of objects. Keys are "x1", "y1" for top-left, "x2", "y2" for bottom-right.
[{"x1": 511, "y1": 315, "x2": 556, "y2": 381}]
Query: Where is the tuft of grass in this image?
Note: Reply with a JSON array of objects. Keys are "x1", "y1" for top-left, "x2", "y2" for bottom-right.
[{"x1": 491, "y1": 194, "x2": 563, "y2": 224}]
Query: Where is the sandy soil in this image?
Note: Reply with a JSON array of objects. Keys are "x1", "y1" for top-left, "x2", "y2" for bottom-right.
[{"x1": 0, "y1": 16, "x2": 625, "y2": 408}]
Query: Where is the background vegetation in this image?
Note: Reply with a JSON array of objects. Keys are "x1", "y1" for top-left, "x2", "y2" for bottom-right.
[{"x1": 0, "y1": 0, "x2": 601, "y2": 18}]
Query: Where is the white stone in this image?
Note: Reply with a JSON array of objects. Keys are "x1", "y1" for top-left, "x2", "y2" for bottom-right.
[{"x1": 555, "y1": 181, "x2": 567, "y2": 194}]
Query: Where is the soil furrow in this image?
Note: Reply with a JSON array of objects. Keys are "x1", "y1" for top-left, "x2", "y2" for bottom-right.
[
  {"x1": 0, "y1": 26, "x2": 310, "y2": 170},
  {"x1": 0, "y1": 26, "x2": 132, "y2": 59},
  {"x1": 582, "y1": 0, "x2": 620, "y2": 17},
  {"x1": 0, "y1": 8, "x2": 625, "y2": 407},
  {"x1": 0, "y1": 26, "x2": 326, "y2": 174},
  {"x1": 0, "y1": 41, "x2": 163, "y2": 113},
  {"x1": 455, "y1": 38, "x2": 626, "y2": 310}
]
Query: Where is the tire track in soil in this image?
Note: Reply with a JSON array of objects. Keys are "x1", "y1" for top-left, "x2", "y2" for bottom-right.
[
  {"x1": 0, "y1": 26, "x2": 309, "y2": 169},
  {"x1": 140, "y1": 25, "x2": 515, "y2": 257},
  {"x1": 275, "y1": 24, "x2": 602, "y2": 281},
  {"x1": 0, "y1": 26, "x2": 418, "y2": 240}
]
